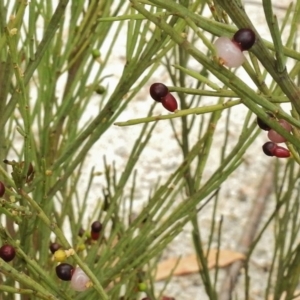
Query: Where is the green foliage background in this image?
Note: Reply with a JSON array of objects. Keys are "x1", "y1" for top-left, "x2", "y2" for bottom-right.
[{"x1": 0, "y1": 0, "x2": 300, "y2": 299}]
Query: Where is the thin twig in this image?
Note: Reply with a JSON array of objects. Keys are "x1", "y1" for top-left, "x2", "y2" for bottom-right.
[
  {"x1": 219, "y1": 164, "x2": 274, "y2": 300},
  {"x1": 245, "y1": 1, "x2": 289, "y2": 10}
]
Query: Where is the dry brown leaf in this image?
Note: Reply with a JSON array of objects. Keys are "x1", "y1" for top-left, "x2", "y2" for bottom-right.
[
  {"x1": 155, "y1": 249, "x2": 245, "y2": 281},
  {"x1": 207, "y1": 249, "x2": 245, "y2": 268}
]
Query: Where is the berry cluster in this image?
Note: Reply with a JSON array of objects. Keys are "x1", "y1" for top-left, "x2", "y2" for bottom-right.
[
  {"x1": 0, "y1": 238, "x2": 97, "y2": 293},
  {"x1": 149, "y1": 83, "x2": 178, "y2": 112},
  {"x1": 56, "y1": 264, "x2": 91, "y2": 291},
  {"x1": 49, "y1": 220, "x2": 102, "y2": 292},
  {"x1": 76, "y1": 221, "x2": 103, "y2": 248},
  {"x1": 214, "y1": 28, "x2": 255, "y2": 67},
  {"x1": 257, "y1": 114, "x2": 291, "y2": 158}
]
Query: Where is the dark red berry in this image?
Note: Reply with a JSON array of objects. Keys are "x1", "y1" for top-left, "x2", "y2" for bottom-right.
[
  {"x1": 257, "y1": 113, "x2": 274, "y2": 131},
  {"x1": 49, "y1": 242, "x2": 62, "y2": 254},
  {"x1": 91, "y1": 231, "x2": 100, "y2": 240},
  {"x1": 91, "y1": 221, "x2": 102, "y2": 233},
  {"x1": 274, "y1": 146, "x2": 290, "y2": 158},
  {"x1": 0, "y1": 181, "x2": 5, "y2": 197},
  {"x1": 262, "y1": 142, "x2": 290, "y2": 158},
  {"x1": 262, "y1": 142, "x2": 276, "y2": 156},
  {"x1": 257, "y1": 117, "x2": 271, "y2": 131},
  {"x1": 149, "y1": 83, "x2": 169, "y2": 102},
  {"x1": 0, "y1": 245, "x2": 16, "y2": 262},
  {"x1": 161, "y1": 93, "x2": 178, "y2": 112},
  {"x1": 56, "y1": 263, "x2": 74, "y2": 281},
  {"x1": 232, "y1": 28, "x2": 255, "y2": 51}
]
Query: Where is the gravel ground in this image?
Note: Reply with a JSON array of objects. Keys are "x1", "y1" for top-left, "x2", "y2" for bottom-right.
[{"x1": 78, "y1": 1, "x2": 293, "y2": 299}]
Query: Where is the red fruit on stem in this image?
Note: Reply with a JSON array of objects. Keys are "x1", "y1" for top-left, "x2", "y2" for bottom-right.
[
  {"x1": 56, "y1": 263, "x2": 74, "y2": 281},
  {"x1": 262, "y1": 142, "x2": 290, "y2": 158},
  {"x1": 91, "y1": 231, "x2": 100, "y2": 240},
  {"x1": 149, "y1": 83, "x2": 169, "y2": 102},
  {"x1": 274, "y1": 146, "x2": 290, "y2": 158},
  {"x1": 232, "y1": 28, "x2": 256, "y2": 51},
  {"x1": 0, "y1": 245, "x2": 16, "y2": 262},
  {"x1": 0, "y1": 181, "x2": 5, "y2": 197},
  {"x1": 161, "y1": 93, "x2": 178, "y2": 112}
]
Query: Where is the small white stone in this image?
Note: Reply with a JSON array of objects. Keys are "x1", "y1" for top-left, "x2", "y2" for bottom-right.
[{"x1": 214, "y1": 36, "x2": 245, "y2": 68}]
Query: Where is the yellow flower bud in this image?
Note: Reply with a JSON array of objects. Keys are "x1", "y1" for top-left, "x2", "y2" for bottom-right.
[{"x1": 54, "y1": 249, "x2": 67, "y2": 262}]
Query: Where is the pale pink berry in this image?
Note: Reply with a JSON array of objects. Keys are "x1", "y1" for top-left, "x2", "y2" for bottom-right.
[
  {"x1": 214, "y1": 37, "x2": 245, "y2": 67},
  {"x1": 279, "y1": 119, "x2": 292, "y2": 131},
  {"x1": 267, "y1": 119, "x2": 292, "y2": 143},
  {"x1": 268, "y1": 130, "x2": 286, "y2": 143},
  {"x1": 70, "y1": 267, "x2": 90, "y2": 291}
]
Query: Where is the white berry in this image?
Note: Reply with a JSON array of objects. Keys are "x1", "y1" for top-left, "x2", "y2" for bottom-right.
[
  {"x1": 214, "y1": 37, "x2": 245, "y2": 68},
  {"x1": 70, "y1": 267, "x2": 90, "y2": 292}
]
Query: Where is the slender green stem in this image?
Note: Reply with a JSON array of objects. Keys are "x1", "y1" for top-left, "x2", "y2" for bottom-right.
[{"x1": 115, "y1": 100, "x2": 241, "y2": 126}]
